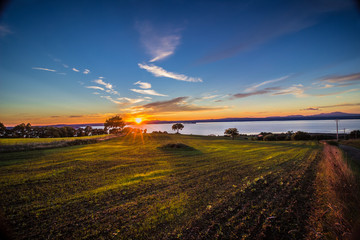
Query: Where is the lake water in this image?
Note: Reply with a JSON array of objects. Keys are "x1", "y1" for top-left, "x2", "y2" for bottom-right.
[{"x1": 122, "y1": 119, "x2": 360, "y2": 136}]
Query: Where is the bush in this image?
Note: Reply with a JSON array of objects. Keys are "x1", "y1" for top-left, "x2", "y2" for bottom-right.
[
  {"x1": 263, "y1": 134, "x2": 276, "y2": 141},
  {"x1": 291, "y1": 131, "x2": 311, "y2": 141},
  {"x1": 275, "y1": 134, "x2": 287, "y2": 141}
]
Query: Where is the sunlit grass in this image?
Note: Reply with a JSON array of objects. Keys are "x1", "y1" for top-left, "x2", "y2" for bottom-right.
[
  {"x1": 0, "y1": 134, "x2": 321, "y2": 239},
  {"x1": 0, "y1": 134, "x2": 109, "y2": 145}
]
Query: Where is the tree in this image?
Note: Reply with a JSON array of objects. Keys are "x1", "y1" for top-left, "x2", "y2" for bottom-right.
[
  {"x1": 291, "y1": 131, "x2": 311, "y2": 141},
  {"x1": 104, "y1": 115, "x2": 125, "y2": 134},
  {"x1": 350, "y1": 130, "x2": 360, "y2": 139},
  {"x1": 25, "y1": 123, "x2": 32, "y2": 138},
  {"x1": 85, "y1": 126, "x2": 92, "y2": 136},
  {"x1": 13, "y1": 123, "x2": 26, "y2": 137},
  {"x1": 0, "y1": 122, "x2": 6, "y2": 137},
  {"x1": 263, "y1": 134, "x2": 276, "y2": 141},
  {"x1": 224, "y1": 128, "x2": 239, "y2": 140},
  {"x1": 172, "y1": 123, "x2": 184, "y2": 134}
]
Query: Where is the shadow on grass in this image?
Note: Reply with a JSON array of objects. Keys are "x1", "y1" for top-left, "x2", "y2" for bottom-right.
[{"x1": 158, "y1": 143, "x2": 203, "y2": 156}]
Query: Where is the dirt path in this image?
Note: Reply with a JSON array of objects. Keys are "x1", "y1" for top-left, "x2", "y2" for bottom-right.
[{"x1": 340, "y1": 144, "x2": 360, "y2": 166}]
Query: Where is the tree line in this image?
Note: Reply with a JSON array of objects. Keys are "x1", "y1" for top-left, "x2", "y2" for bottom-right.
[
  {"x1": 0, "y1": 122, "x2": 107, "y2": 138},
  {"x1": 224, "y1": 128, "x2": 360, "y2": 141}
]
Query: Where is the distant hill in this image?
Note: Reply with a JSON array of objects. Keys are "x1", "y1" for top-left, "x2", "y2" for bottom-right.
[{"x1": 146, "y1": 112, "x2": 360, "y2": 124}]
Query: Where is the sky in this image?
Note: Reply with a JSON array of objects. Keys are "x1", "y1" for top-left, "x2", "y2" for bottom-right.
[{"x1": 0, "y1": 0, "x2": 360, "y2": 126}]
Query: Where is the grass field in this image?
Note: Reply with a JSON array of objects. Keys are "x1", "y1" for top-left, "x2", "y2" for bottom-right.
[
  {"x1": 340, "y1": 139, "x2": 360, "y2": 149},
  {"x1": 0, "y1": 134, "x2": 323, "y2": 239},
  {"x1": 0, "y1": 134, "x2": 109, "y2": 145}
]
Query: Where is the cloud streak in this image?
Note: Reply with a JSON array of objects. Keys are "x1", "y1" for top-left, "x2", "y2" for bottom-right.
[
  {"x1": 86, "y1": 86, "x2": 104, "y2": 91},
  {"x1": 302, "y1": 102, "x2": 360, "y2": 111},
  {"x1": 314, "y1": 88, "x2": 359, "y2": 97},
  {"x1": 72, "y1": 68, "x2": 80, "y2": 72},
  {"x1": 117, "y1": 97, "x2": 146, "y2": 104},
  {"x1": 128, "y1": 97, "x2": 224, "y2": 114},
  {"x1": 232, "y1": 87, "x2": 281, "y2": 99},
  {"x1": 138, "y1": 63, "x2": 203, "y2": 82},
  {"x1": 136, "y1": 21, "x2": 181, "y2": 62},
  {"x1": 134, "y1": 81, "x2": 151, "y2": 89},
  {"x1": 93, "y1": 78, "x2": 118, "y2": 95},
  {"x1": 83, "y1": 69, "x2": 90, "y2": 74},
  {"x1": 245, "y1": 75, "x2": 289, "y2": 92},
  {"x1": 32, "y1": 67, "x2": 56, "y2": 72},
  {"x1": 321, "y1": 72, "x2": 360, "y2": 83},
  {"x1": 130, "y1": 89, "x2": 168, "y2": 97}
]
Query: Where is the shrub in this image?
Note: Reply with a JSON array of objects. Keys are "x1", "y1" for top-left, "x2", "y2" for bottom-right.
[
  {"x1": 291, "y1": 131, "x2": 311, "y2": 141},
  {"x1": 263, "y1": 134, "x2": 276, "y2": 141}
]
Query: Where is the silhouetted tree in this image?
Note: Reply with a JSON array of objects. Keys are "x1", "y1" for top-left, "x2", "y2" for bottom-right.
[
  {"x1": 172, "y1": 123, "x2": 184, "y2": 134},
  {"x1": 85, "y1": 126, "x2": 92, "y2": 136},
  {"x1": 13, "y1": 123, "x2": 26, "y2": 137},
  {"x1": 77, "y1": 128, "x2": 85, "y2": 137},
  {"x1": 104, "y1": 115, "x2": 125, "y2": 134},
  {"x1": 0, "y1": 122, "x2": 6, "y2": 137},
  {"x1": 264, "y1": 134, "x2": 276, "y2": 141},
  {"x1": 350, "y1": 130, "x2": 360, "y2": 139},
  {"x1": 224, "y1": 128, "x2": 239, "y2": 140},
  {"x1": 291, "y1": 131, "x2": 311, "y2": 141}
]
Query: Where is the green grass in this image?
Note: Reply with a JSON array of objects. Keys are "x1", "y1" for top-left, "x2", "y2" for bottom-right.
[
  {"x1": 340, "y1": 139, "x2": 360, "y2": 149},
  {"x1": 0, "y1": 134, "x2": 109, "y2": 145},
  {"x1": 0, "y1": 134, "x2": 321, "y2": 239}
]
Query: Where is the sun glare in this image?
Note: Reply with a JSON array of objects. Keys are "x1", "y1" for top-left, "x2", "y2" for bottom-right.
[{"x1": 135, "y1": 118, "x2": 142, "y2": 124}]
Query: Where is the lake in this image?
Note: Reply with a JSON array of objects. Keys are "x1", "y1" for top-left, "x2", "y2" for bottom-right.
[{"x1": 123, "y1": 119, "x2": 360, "y2": 136}]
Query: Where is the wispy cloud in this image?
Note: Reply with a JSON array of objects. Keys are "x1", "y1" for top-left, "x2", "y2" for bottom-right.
[
  {"x1": 202, "y1": 94, "x2": 220, "y2": 100},
  {"x1": 314, "y1": 88, "x2": 359, "y2": 97},
  {"x1": 232, "y1": 84, "x2": 307, "y2": 99},
  {"x1": 301, "y1": 107, "x2": 319, "y2": 111},
  {"x1": 245, "y1": 75, "x2": 289, "y2": 92},
  {"x1": 63, "y1": 64, "x2": 69, "y2": 68},
  {"x1": 128, "y1": 97, "x2": 224, "y2": 114},
  {"x1": 93, "y1": 92, "x2": 100, "y2": 95},
  {"x1": 86, "y1": 86, "x2": 104, "y2": 91},
  {"x1": 93, "y1": 79, "x2": 112, "y2": 89},
  {"x1": 93, "y1": 78, "x2": 118, "y2": 95},
  {"x1": 100, "y1": 96, "x2": 122, "y2": 104},
  {"x1": 318, "y1": 103, "x2": 360, "y2": 109},
  {"x1": 136, "y1": 21, "x2": 181, "y2": 62},
  {"x1": 272, "y1": 84, "x2": 307, "y2": 97},
  {"x1": 138, "y1": 63, "x2": 203, "y2": 82},
  {"x1": 57, "y1": 72, "x2": 66, "y2": 75},
  {"x1": 72, "y1": 68, "x2": 80, "y2": 72},
  {"x1": 32, "y1": 67, "x2": 57, "y2": 72},
  {"x1": 130, "y1": 89, "x2": 168, "y2": 97},
  {"x1": 83, "y1": 69, "x2": 90, "y2": 74},
  {"x1": 301, "y1": 102, "x2": 360, "y2": 111},
  {"x1": 321, "y1": 72, "x2": 360, "y2": 83},
  {"x1": 134, "y1": 81, "x2": 151, "y2": 89},
  {"x1": 117, "y1": 97, "x2": 146, "y2": 104},
  {"x1": 232, "y1": 87, "x2": 281, "y2": 99}
]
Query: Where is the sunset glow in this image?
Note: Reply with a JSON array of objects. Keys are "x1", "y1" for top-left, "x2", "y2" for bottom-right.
[
  {"x1": 135, "y1": 118, "x2": 142, "y2": 124},
  {"x1": 0, "y1": 0, "x2": 359, "y2": 126}
]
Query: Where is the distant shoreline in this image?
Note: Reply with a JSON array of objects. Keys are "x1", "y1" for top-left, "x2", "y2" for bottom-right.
[{"x1": 33, "y1": 115, "x2": 360, "y2": 128}]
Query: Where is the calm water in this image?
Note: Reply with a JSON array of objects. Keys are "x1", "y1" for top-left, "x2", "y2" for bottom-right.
[{"x1": 124, "y1": 119, "x2": 360, "y2": 135}]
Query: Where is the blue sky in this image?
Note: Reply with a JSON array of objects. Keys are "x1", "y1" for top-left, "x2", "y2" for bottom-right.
[{"x1": 1, "y1": 0, "x2": 360, "y2": 125}]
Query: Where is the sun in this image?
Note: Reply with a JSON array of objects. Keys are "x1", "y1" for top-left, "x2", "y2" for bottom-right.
[{"x1": 135, "y1": 118, "x2": 142, "y2": 124}]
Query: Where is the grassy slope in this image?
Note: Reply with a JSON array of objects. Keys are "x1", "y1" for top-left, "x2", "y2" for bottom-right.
[
  {"x1": 0, "y1": 134, "x2": 320, "y2": 239},
  {"x1": 340, "y1": 139, "x2": 360, "y2": 149},
  {"x1": 0, "y1": 134, "x2": 109, "y2": 145}
]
